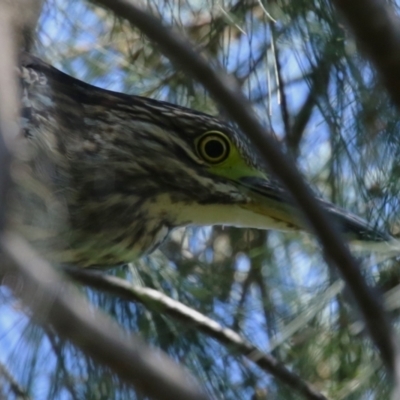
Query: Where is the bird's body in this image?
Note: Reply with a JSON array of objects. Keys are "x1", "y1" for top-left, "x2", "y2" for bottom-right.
[{"x1": 13, "y1": 54, "x2": 394, "y2": 267}]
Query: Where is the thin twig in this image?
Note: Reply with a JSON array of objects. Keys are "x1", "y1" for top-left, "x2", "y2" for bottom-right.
[
  {"x1": 270, "y1": 24, "x2": 291, "y2": 142},
  {"x1": 287, "y1": 44, "x2": 332, "y2": 155},
  {"x1": 44, "y1": 328, "x2": 80, "y2": 400}
]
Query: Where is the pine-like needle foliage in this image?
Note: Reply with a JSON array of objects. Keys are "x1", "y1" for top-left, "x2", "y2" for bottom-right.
[{"x1": 1, "y1": 0, "x2": 400, "y2": 399}]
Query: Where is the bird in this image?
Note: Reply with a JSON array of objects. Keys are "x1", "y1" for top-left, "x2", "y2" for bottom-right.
[{"x1": 12, "y1": 53, "x2": 396, "y2": 268}]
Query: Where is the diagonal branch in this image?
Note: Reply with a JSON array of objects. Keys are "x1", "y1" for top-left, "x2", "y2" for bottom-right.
[
  {"x1": 287, "y1": 45, "x2": 332, "y2": 155},
  {"x1": 63, "y1": 266, "x2": 327, "y2": 400},
  {"x1": 1, "y1": 233, "x2": 210, "y2": 400},
  {"x1": 92, "y1": 0, "x2": 398, "y2": 378},
  {"x1": 0, "y1": 4, "x2": 208, "y2": 400},
  {"x1": 331, "y1": 0, "x2": 400, "y2": 111},
  {"x1": 0, "y1": 361, "x2": 30, "y2": 400},
  {"x1": 44, "y1": 328, "x2": 80, "y2": 400},
  {"x1": 325, "y1": 2, "x2": 400, "y2": 395}
]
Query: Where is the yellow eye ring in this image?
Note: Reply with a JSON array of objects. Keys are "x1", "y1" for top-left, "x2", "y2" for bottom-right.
[{"x1": 196, "y1": 131, "x2": 230, "y2": 164}]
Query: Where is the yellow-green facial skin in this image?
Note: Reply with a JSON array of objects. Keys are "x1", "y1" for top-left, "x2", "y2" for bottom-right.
[
  {"x1": 195, "y1": 130, "x2": 266, "y2": 182},
  {"x1": 209, "y1": 148, "x2": 266, "y2": 181},
  {"x1": 194, "y1": 130, "x2": 302, "y2": 229}
]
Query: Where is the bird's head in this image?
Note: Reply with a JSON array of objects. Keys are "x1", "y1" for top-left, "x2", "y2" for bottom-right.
[
  {"x1": 20, "y1": 54, "x2": 391, "y2": 266},
  {"x1": 109, "y1": 97, "x2": 299, "y2": 233},
  {"x1": 20, "y1": 54, "x2": 302, "y2": 266}
]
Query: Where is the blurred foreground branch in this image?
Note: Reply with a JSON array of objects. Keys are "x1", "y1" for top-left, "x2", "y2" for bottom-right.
[
  {"x1": 92, "y1": 0, "x2": 398, "y2": 378},
  {"x1": 0, "y1": 234, "x2": 209, "y2": 400},
  {"x1": 0, "y1": 4, "x2": 208, "y2": 400},
  {"x1": 332, "y1": 0, "x2": 400, "y2": 111},
  {"x1": 328, "y1": 1, "x2": 400, "y2": 397},
  {"x1": 0, "y1": 361, "x2": 30, "y2": 400}
]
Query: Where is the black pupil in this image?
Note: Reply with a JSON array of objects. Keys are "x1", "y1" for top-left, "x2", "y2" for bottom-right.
[{"x1": 204, "y1": 138, "x2": 225, "y2": 159}]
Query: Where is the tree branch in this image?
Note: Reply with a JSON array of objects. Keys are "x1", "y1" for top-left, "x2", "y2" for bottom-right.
[
  {"x1": 331, "y1": 0, "x2": 400, "y2": 111},
  {"x1": 0, "y1": 4, "x2": 208, "y2": 400},
  {"x1": 1, "y1": 233, "x2": 210, "y2": 400},
  {"x1": 92, "y1": 0, "x2": 398, "y2": 378},
  {"x1": 326, "y1": 2, "x2": 400, "y2": 394},
  {"x1": 63, "y1": 266, "x2": 327, "y2": 400},
  {"x1": 287, "y1": 45, "x2": 332, "y2": 155},
  {"x1": 0, "y1": 361, "x2": 30, "y2": 400}
]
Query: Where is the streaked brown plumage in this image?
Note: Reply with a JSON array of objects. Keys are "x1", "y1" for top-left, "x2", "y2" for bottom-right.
[{"x1": 12, "y1": 53, "x2": 395, "y2": 267}]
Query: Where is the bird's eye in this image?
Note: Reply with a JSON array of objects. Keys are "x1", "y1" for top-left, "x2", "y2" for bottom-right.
[{"x1": 197, "y1": 131, "x2": 230, "y2": 164}]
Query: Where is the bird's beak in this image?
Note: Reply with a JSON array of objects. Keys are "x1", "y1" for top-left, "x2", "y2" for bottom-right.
[{"x1": 236, "y1": 176, "x2": 302, "y2": 229}]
